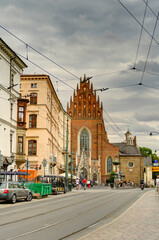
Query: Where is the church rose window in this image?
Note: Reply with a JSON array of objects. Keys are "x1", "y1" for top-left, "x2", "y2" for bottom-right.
[
  {"x1": 128, "y1": 162, "x2": 134, "y2": 167},
  {"x1": 80, "y1": 128, "x2": 89, "y2": 156}
]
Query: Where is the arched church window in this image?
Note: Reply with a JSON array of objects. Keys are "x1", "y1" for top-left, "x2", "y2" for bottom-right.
[
  {"x1": 80, "y1": 128, "x2": 89, "y2": 156},
  {"x1": 107, "y1": 157, "x2": 112, "y2": 173}
]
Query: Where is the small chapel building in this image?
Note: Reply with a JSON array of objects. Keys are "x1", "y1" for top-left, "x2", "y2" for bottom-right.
[{"x1": 67, "y1": 74, "x2": 119, "y2": 184}]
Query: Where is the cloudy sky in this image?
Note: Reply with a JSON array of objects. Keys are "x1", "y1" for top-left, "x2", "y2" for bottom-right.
[{"x1": 1, "y1": 0, "x2": 159, "y2": 151}]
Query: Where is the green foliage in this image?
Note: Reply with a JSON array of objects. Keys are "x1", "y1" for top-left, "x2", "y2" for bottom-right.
[
  {"x1": 109, "y1": 171, "x2": 115, "y2": 183},
  {"x1": 139, "y1": 147, "x2": 152, "y2": 156},
  {"x1": 139, "y1": 146, "x2": 159, "y2": 179}
]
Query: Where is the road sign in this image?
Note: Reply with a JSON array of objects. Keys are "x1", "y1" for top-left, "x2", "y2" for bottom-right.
[
  {"x1": 153, "y1": 163, "x2": 159, "y2": 167},
  {"x1": 151, "y1": 167, "x2": 159, "y2": 172},
  {"x1": 154, "y1": 159, "x2": 158, "y2": 163},
  {"x1": 42, "y1": 158, "x2": 47, "y2": 167}
]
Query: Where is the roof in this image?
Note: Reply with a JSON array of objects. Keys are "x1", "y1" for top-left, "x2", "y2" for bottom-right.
[
  {"x1": 112, "y1": 143, "x2": 142, "y2": 156},
  {"x1": 0, "y1": 38, "x2": 27, "y2": 69}
]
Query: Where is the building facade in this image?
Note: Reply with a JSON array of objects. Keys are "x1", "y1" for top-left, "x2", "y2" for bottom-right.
[
  {"x1": 20, "y1": 75, "x2": 71, "y2": 176},
  {"x1": 67, "y1": 74, "x2": 119, "y2": 184},
  {"x1": 0, "y1": 38, "x2": 27, "y2": 172},
  {"x1": 113, "y1": 130, "x2": 144, "y2": 185}
]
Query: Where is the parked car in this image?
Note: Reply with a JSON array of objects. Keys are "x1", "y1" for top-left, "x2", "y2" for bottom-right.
[{"x1": 0, "y1": 182, "x2": 32, "y2": 204}]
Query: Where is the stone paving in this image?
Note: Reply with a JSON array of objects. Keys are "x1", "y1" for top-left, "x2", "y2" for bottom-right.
[{"x1": 79, "y1": 190, "x2": 159, "y2": 240}]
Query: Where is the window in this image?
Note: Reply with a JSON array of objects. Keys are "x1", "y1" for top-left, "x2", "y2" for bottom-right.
[
  {"x1": 128, "y1": 162, "x2": 134, "y2": 168},
  {"x1": 10, "y1": 134, "x2": 13, "y2": 153},
  {"x1": 84, "y1": 109, "x2": 86, "y2": 118},
  {"x1": 18, "y1": 106, "x2": 24, "y2": 122},
  {"x1": 79, "y1": 109, "x2": 81, "y2": 117},
  {"x1": 30, "y1": 93, "x2": 37, "y2": 104},
  {"x1": 11, "y1": 73, "x2": 14, "y2": 86},
  {"x1": 80, "y1": 128, "x2": 89, "y2": 156},
  {"x1": 88, "y1": 109, "x2": 91, "y2": 117},
  {"x1": 29, "y1": 114, "x2": 37, "y2": 128},
  {"x1": 31, "y1": 83, "x2": 37, "y2": 88},
  {"x1": 18, "y1": 136, "x2": 23, "y2": 153},
  {"x1": 28, "y1": 140, "x2": 37, "y2": 155},
  {"x1": 107, "y1": 157, "x2": 112, "y2": 173},
  {"x1": 10, "y1": 103, "x2": 13, "y2": 119},
  {"x1": 93, "y1": 109, "x2": 96, "y2": 117}
]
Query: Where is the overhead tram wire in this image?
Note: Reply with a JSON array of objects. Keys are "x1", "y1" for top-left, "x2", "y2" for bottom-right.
[
  {"x1": 140, "y1": 12, "x2": 159, "y2": 84},
  {"x1": 134, "y1": 68, "x2": 159, "y2": 78},
  {"x1": 0, "y1": 25, "x2": 79, "y2": 80},
  {"x1": 104, "y1": 118, "x2": 125, "y2": 140},
  {"x1": 134, "y1": 0, "x2": 148, "y2": 69},
  {"x1": 142, "y1": 0, "x2": 158, "y2": 18},
  {"x1": 92, "y1": 70, "x2": 128, "y2": 78},
  {"x1": 117, "y1": 0, "x2": 159, "y2": 46},
  {"x1": 81, "y1": 87, "x2": 124, "y2": 140},
  {"x1": 17, "y1": 53, "x2": 75, "y2": 90}
]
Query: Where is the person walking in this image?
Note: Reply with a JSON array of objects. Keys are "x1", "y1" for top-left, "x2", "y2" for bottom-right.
[
  {"x1": 82, "y1": 178, "x2": 87, "y2": 190},
  {"x1": 155, "y1": 176, "x2": 159, "y2": 196},
  {"x1": 76, "y1": 177, "x2": 79, "y2": 190}
]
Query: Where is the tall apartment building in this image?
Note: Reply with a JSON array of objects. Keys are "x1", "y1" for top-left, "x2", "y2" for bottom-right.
[
  {"x1": 0, "y1": 38, "x2": 27, "y2": 172},
  {"x1": 20, "y1": 75, "x2": 71, "y2": 176}
]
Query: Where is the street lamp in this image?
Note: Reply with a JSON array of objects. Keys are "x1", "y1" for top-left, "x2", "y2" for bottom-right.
[
  {"x1": 112, "y1": 156, "x2": 120, "y2": 188},
  {"x1": 150, "y1": 131, "x2": 159, "y2": 136}
]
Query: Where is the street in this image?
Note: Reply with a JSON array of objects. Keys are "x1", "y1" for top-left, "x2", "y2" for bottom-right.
[{"x1": 0, "y1": 187, "x2": 149, "y2": 240}]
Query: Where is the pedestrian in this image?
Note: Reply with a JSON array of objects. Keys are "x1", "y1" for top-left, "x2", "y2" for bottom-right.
[
  {"x1": 82, "y1": 178, "x2": 87, "y2": 190},
  {"x1": 76, "y1": 177, "x2": 79, "y2": 190},
  {"x1": 87, "y1": 180, "x2": 90, "y2": 188},
  {"x1": 155, "y1": 176, "x2": 159, "y2": 196}
]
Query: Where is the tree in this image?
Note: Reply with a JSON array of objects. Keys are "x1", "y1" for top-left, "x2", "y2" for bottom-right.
[
  {"x1": 139, "y1": 147, "x2": 152, "y2": 156},
  {"x1": 140, "y1": 147, "x2": 159, "y2": 179},
  {"x1": 109, "y1": 171, "x2": 115, "y2": 183}
]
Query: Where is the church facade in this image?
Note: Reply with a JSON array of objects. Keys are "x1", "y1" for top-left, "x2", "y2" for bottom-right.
[{"x1": 67, "y1": 75, "x2": 119, "y2": 184}]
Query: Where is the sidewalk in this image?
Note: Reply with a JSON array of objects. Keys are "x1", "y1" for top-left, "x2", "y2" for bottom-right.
[{"x1": 79, "y1": 190, "x2": 159, "y2": 240}]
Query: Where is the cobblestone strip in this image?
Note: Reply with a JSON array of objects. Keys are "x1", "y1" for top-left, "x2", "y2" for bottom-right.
[{"x1": 79, "y1": 190, "x2": 159, "y2": 240}]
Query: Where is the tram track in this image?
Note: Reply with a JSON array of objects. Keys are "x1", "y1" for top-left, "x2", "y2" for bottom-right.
[
  {"x1": 0, "y1": 191, "x2": 117, "y2": 227},
  {"x1": 3, "y1": 191, "x2": 141, "y2": 240}
]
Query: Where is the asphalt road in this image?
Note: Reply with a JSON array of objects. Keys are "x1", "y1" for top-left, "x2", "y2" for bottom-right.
[{"x1": 0, "y1": 187, "x2": 147, "y2": 240}]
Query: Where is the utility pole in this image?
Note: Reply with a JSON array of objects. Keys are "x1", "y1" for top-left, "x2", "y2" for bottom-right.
[
  {"x1": 26, "y1": 158, "x2": 30, "y2": 182},
  {"x1": 65, "y1": 117, "x2": 69, "y2": 189},
  {"x1": 0, "y1": 151, "x2": 3, "y2": 182},
  {"x1": 71, "y1": 140, "x2": 73, "y2": 188},
  {"x1": 83, "y1": 148, "x2": 85, "y2": 179}
]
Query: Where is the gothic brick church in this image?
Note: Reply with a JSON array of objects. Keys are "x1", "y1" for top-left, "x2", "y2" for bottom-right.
[{"x1": 67, "y1": 74, "x2": 119, "y2": 184}]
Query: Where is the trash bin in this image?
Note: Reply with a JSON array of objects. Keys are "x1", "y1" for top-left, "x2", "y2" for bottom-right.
[
  {"x1": 68, "y1": 183, "x2": 72, "y2": 191},
  {"x1": 110, "y1": 182, "x2": 114, "y2": 188},
  {"x1": 23, "y1": 183, "x2": 52, "y2": 196}
]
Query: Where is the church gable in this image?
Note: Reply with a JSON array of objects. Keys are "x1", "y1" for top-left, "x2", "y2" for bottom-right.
[{"x1": 67, "y1": 74, "x2": 103, "y2": 120}]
